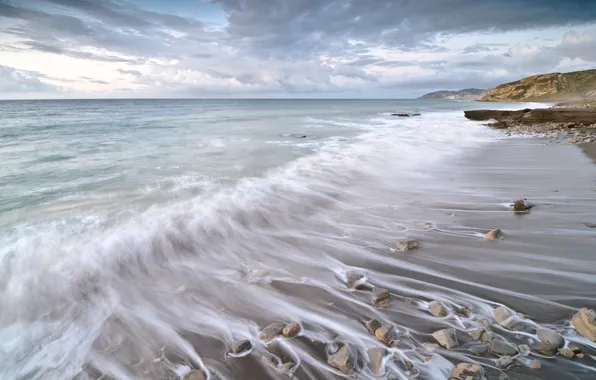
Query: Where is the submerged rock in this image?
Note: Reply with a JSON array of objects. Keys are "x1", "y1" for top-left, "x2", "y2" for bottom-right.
[
  {"x1": 490, "y1": 339, "x2": 518, "y2": 356},
  {"x1": 572, "y1": 308, "x2": 596, "y2": 342},
  {"x1": 392, "y1": 113, "x2": 420, "y2": 117},
  {"x1": 229, "y1": 340, "x2": 252, "y2": 356},
  {"x1": 260, "y1": 322, "x2": 285, "y2": 342},
  {"x1": 458, "y1": 305, "x2": 473, "y2": 317},
  {"x1": 484, "y1": 229, "x2": 503, "y2": 240},
  {"x1": 495, "y1": 356, "x2": 513, "y2": 368},
  {"x1": 469, "y1": 328, "x2": 485, "y2": 341},
  {"x1": 512, "y1": 199, "x2": 532, "y2": 212},
  {"x1": 567, "y1": 343, "x2": 582, "y2": 353},
  {"x1": 283, "y1": 322, "x2": 301, "y2": 338},
  {"x1": 449, "y1": 363, "x2": 484, "y2": 380},
  {"x1": 518, "y1": 344, "x2": 530, "y2": 356},
  {"x1": 432, "y1": 328, "x2": 459, "y2": 349},
  {"x1": 280, "y1": 362, "x2": 297, "y2": 378},
  {"x1": 470, "y1": 344, "x2": 489, "y2": 356},
  {"x1": 327, "y1": 345, "x2": 356, "y2": 374},
  {"x1": 367, "y1": 347, "x2": 388, "y2": 375},
  {"x1": 375, "y1": 324, "x2": 395, "y2": 345},
  {"x1": 182, "y1": 370, "x2": 206, "y2": 380},
  {"x1": 365, "y1": 319, "x2": 382, "y2": 335},
  {"x1": 429, "y1": 300, "x2": 449, "y2": 317},
  {"x1": 529, "y1": 359, "x2": 541, "y2": 369},
  {"x1": 481, "y1": 331, "x2": 494, "y2": 343},
  {"x1": 397, "y1": 239, "x2": 419, "y2": 251},
  {"x1": 372, "y1": 287, "x2": 390, "y2": 306},
  {"x1": 536, "y1": 328, "x2": 564, "y2": 348},
  {"x1": 531, "y1": 341, "x2": 557, "y2": 356}
]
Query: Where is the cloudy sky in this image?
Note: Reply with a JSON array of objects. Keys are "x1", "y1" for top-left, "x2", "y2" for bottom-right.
[{"x1": 1, "y1": 0, "x2": 595, "y2": 99}]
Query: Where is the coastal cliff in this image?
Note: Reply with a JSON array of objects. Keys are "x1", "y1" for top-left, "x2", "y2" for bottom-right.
[
  {"x1": 481, "y1": 69, "x2": 596, "y2": 102},
  {"x1": 418, "y1": 88, "x2": 485, "y2": 100}
]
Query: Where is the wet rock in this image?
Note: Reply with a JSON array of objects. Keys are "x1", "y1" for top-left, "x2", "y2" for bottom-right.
[
  {"x1": 229, "y1": 340, "x2": 252, "y2": 356},
  {"x1": 365, "y1": 318, "x2": 382, "y2": 335},
  {"x1": 458, "y1": 305, "x2": 473, "y2": 318},
  {"x1": 484, "y1": 229, "x2": 503, "y2": 240},
  {"x1": 571, "y1": 308, "x2": 596, "y2": 342},
  {"x1": 559, "y1": 348, "x2": 575, "y2": 359},
  {"x1": 490, "y1": 339, "x2": 518, "y2": 356},
  {"x1": 375, "y1": 324, "x2": 395, "y2": 345},
  {"x1": 397, "y1": 239, "x2": 419, "y2": 251},
  {"x1": 494, "y1": 306, "x2": 521, "y2": 330},
  {"x1": 280, "y1": 362, "x2": 296, "y2": 378},
  {"x1": 449, "y1": 363, "x2": 484, "y2": 380},
  {"x1": 283, "y1": 322, "x2": 301, "y2": 338},
  {"x1": 367, "y1": 347, "x2": 388, "y2": 376},
  {"x1": 529, "y1": 359, "x2": 541, "y2": 369},
  {"x1": 182, "y1": 370, "x2": 206, "y2": 380},
  {"x1": 429, "y1": 300, "x2": 449, "y2": 317},
  {"x1": 518, "y1": 344, "x2": 530, "y2": 356},
  {"x1": 568, "y1": 343, "x2": 582, "y2": 353},
  {"x1": 392, "y1": 113, "x2": 420, "y2": 117},
  {"x1": 260, "y1": 322, "x2": 285, "y2": 342},
  {"x1": 536, "y1": 328, "x2": 564, "y2": 348},
  {"x1": 422, "y1": 343, "x2": 440, "y2": 353},
  {"x1": 403, "y1": 359, "x2": 416, "y2": 374},
  {"x1": 583, "y1": 222, "x2": 596, "y2": 228},
  {"x1": 512, "y1": 199, "x2": 532, "y2": 212},
  {"x1": 469, "y1": 328, "x2": 485, "y2": 341},
  {"x1": 531, "y1": 342, "x2": 557, "y2": 356},
  {"x1": 577, "y1": 353, "x2": 585, "y2": 358},
  {"x1": 496, "y1": 356, "x2": 513, "y2": 368},
  {"x1": 432, "y1": 328, "x2": 459, "y2": 349},
  {"x1": 481, "y1": 331, "x2": 494, "y2": 343},
  {"x1": 327, "y1": 345, "x2": 356, "y2": 374},
  {"x1": 487, "y1": 121, "x2": 509, "y2": 129},
  {"x1": 372, "y1": 287, "x2": 390, "y2": 306},
  {"x1": 346, "y1": 271, "x2": 365, "y2": 289},
  {"x1": 470, "y1": 344, "x2": 489, "y2": 356}
]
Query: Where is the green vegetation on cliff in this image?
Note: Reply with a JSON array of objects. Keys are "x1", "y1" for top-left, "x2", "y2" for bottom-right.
[{"x1": 481, "y1": 69, "x2": 596, "y2": 102}]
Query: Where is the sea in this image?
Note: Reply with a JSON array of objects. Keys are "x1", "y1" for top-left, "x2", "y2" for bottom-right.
[{"x1": 0, "y1": 99, "x2": 595, "y2": 380}]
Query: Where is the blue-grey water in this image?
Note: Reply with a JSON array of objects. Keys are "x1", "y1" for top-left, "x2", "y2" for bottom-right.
[{"x1": 1, "y1": 99, "x2": 595, "y2": 380}]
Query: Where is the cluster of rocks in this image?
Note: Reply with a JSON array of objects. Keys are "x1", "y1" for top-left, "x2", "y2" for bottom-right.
[
  {"x1": 391, "y1": 113, "x2": 421, "y2": 117},
  {"x1": 463, "y1": 108, "x2": 596, "y2": 144}
]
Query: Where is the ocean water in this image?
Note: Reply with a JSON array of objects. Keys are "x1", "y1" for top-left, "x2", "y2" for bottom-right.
[{"x1": 1, "y1": 99, "x2": 595, "y2": 380}]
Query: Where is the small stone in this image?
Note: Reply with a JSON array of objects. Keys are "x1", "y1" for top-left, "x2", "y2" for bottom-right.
[
  {"x1": 484, "y1": 229, "x2": 503, "y2": 240},
  {"x1": 229, "y1": 340, "x2": 252, "y2": 356},
  {"x1": 493, "y1": 306, "x2": 521, "y2": 330},
  {"x1": 429, "y1": 300, "x2": 449, "y2": 317},
  {"x1": 559, "y1": 348, "x2": 575, "y2": 359},
  {"x1": 496, "y1": 356, "x2": 513, "y2": 368},
  {"x1": 346, "y1": 271, "x2": 365, "y2": 289},
  {"x1": 531, "y1": 342, "x2": 557, "y2": 356},
  {"x1": 469, "y1": 328, "x2": 484, "y2": 341},
  {"x1": 470, "y1": 344, "x2": 489, "y2": 356},
  {"x1": 327, "y1": 345, "x2": 356, "y2": 374},
  {"x1": 536, "y1": 328, "x2": 564, "y2": 348},
  {"x1": 283, "y1": 322, "x2": 301, "y2": 338},
  {"x1": 490, "y1": 339, "x2": 518, "y2": 356},
  {"x1": 367, "y1": 347, "x2": 388, "y2": 376},
  {"x1": 372, "y1": 287, "x2": 390, "y2": 306},
  {"x1": 512, "y1": 199, "x2": 532, "y2": 212},
  {"x1": 280, "y1": 362, "x2": 296, "y2": 378},
  {"x1": 572, "y1": 308, "x2": 596, "y2": 342},
  {"x1": 518, "y1": 344, "x2": 530, "y2": 356},
  {"x1": 577, "y1": 353, "x2": 585, "y2": 358},
  {"x1": 397, "y1": 239, "x2": 419, "y2": 251},
  {"x1": 449, "y1": 363, "x2": 484, "y2": 380},
  {"x1": 182, "y1": 370, "x2": 206, "y2": 380},
  {"x1": 432, "y1": 328, "x2": 459, "y2": 349},
  {"x1": 403, "y1": 360, "x2": 415, "y2": 373},
  {"x1": 260, "y1": 322, "x2": 285, "y2": 342},
  {"x1": 375, "y1": 324, "x2": 395, "y2": 345},
  {"x1": 529, "y1": 359, "x2": 541, "y2": 369},
  {"x1": 365, "y1": 319, "x2": 382, "y2": 335},
  {"x1": 568, "y1": 343, "x2": 581, "y2": 353},
  {"x1": 458, "y1": 305, "x2": 472, "y2": 317}
]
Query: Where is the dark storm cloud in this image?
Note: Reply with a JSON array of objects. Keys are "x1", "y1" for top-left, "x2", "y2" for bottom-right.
[{"x1": 211, "y1": 0, "x2": 596, "y2": 58}]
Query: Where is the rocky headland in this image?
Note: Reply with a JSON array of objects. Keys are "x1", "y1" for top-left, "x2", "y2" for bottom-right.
[{"x1": 418, "y1": 88, "x2": 486, "y2": 100}]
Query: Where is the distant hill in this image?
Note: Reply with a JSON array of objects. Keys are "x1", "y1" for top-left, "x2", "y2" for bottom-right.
[
  {"x1": 481, "y1": 69, "x2": 596, "y2": 102},
  {"x1": 418, "y1": 88, "x2": 486, "y2": 100}
]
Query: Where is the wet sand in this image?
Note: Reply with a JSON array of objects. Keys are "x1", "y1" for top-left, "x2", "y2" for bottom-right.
[{"x1": 578, "y1": 142, "x2": 596, "y2": 163}]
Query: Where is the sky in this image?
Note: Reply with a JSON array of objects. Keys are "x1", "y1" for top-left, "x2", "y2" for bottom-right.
[{"x1": 0, "y1": 0, "x2": 595, "y2": 99}]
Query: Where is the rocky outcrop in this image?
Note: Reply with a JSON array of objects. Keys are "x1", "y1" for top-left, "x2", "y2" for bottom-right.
[
  {"x1": 419, "y1": 88, "x2": 486, "y2": 100},
  {"x1": 481, "y1": 70, "x2": 596, "y2": 102},
  {"x1": 464, "y1": 108, "x2": 596, "y2": 125}
]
